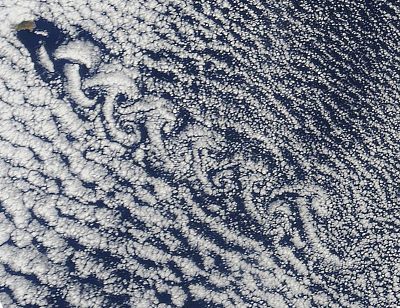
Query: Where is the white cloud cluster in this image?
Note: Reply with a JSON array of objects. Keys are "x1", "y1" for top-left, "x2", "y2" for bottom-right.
[{"x1": 54, "y1": 40, "x2": 100, "y2": 70}]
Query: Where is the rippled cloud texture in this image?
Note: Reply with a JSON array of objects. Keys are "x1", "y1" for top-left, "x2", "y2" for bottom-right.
[{"x1": 0, "y1": 1, "x2": 399, "y2": 307}]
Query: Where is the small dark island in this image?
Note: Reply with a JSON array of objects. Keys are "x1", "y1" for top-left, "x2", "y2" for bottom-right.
[{"x1": 15, "y1": 20, "x2": 36, "y2": 32}]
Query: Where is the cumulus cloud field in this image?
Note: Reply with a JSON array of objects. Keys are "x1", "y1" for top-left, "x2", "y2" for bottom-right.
[{"x1": 0, "y1": 0, "x2": 399, "y2": 307}]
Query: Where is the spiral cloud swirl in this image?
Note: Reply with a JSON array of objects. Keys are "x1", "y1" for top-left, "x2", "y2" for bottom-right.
[{"x1": 0, "y1": 1, "x2": 399, "y2": 307}]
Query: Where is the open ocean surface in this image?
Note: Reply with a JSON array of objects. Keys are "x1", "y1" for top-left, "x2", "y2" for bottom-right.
[{"x1": 0, "y1": 1, "x2": 399, "y2": 307}]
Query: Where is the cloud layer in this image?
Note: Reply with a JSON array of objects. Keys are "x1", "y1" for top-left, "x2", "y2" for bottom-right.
[{"x1": 0, "y1": 1, "x2": 399, "y2": 307}]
